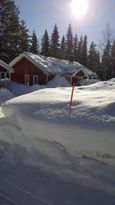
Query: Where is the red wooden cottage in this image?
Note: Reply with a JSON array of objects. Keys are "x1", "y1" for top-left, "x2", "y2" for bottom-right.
[
  {"x1": 0, "y1": 60, "x2": 13, "y2": 87},
  {"x1": 10, "y1": 52, "x2": 97, "y2": 86},
  {"x1": 10, "y1": 52, "x2": 56, "y2": 86}
]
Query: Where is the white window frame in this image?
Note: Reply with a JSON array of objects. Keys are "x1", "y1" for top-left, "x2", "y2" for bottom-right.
[{"x1": 33, "y1": 75, "x2": 38, "y2": 84}]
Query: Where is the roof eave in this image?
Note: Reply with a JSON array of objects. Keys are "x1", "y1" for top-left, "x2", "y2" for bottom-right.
[
  {"x1": 10, "y1": 53, "x2": 50, "y2": 75},
  {"x1": 0, "y1": 60, "x2": 13, "y2": 72}
]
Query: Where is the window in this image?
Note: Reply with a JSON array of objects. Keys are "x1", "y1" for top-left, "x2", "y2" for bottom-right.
[
  {"x1": 0, "y1": 72, "x2": 5, "y2": 79},
  {"x1": 33, "y1": 75, "x2": 38, "y2": 84}
]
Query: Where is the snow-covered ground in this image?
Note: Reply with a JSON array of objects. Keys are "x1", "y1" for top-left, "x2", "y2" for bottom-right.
[{"x1": 0, "y1": 78, "x2": 115, "y2": 205}]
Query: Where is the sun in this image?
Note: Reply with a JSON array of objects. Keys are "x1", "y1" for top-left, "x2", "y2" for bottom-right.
[{"x1": 71, "y1": 0, "x2": 89, "y2": 18}]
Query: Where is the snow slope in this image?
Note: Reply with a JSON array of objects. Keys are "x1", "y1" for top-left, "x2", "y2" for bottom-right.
[{"x1": 0, "y1": 79, "x2": 115, "y2": 205}]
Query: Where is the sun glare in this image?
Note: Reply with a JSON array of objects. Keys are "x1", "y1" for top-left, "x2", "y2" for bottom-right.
[{"x1": 71, "y1": 0, "x2": 89, "y2": 18}]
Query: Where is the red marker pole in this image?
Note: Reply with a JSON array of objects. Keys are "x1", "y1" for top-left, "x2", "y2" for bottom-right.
[{"x1": 70, "y1": 81, "x2": 75, "y2": 109}]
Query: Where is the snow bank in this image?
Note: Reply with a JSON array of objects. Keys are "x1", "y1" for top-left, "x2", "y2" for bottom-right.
[
  {"x1": 0, "y1": 88, "x2": 14, "y2": 103},
  {"x1": 0, "y1": 79, "x2": 115, "y2": 204},
  {"x1": 0, "y1": 88, "x2": 14, "y2": 118},
  {"x1": 81, "y1": 78, "x2": 100, "y2": 85},
  {"x1": 5, "y1": 79, "x2": 115, "y2": 128},
  {"x1": 47, "y1": 75, "x2": 70, "y2": 87},
  {"x1": 8, "y1": 82, "x2": 45, "y2": 96}
]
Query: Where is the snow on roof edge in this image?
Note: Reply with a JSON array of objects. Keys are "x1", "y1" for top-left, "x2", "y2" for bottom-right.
[
  {"x1": 0, "y1": 60, "x2": 13, "y2": 72},
  {"x1": 72, "y1": 67, "x2": 88, "y2": 77},
  {"x1": 10, "y1": 53, "x2": 53, "y2": 75}
]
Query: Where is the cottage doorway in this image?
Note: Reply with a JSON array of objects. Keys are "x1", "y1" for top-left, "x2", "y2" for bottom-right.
[{"x1": 33, "y1": 75, "x2": 38, "y2": 84}]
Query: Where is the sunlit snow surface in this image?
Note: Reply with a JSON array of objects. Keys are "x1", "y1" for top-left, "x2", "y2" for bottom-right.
[{"x1": 0, "y1": 78, "x2": 115, "y2": 205}]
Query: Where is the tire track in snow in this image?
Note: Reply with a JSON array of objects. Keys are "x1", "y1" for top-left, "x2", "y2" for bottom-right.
[{"x1": 0, "y1": 177, "x2": 53, "y2": 205}]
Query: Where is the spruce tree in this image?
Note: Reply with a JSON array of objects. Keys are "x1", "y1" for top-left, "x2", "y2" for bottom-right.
[
  {"x1": 30, "y1": 30, "x2": 39, "y2": 55},
  {"x1": 111, "y1": 41, "x2": 115, "y2": 77},
  {"x1": 59, "y1": 35, "x2": 66, "y2": 59},
  {"x1": 100, "y1": 24, "x2": 114, "y2": 80},
  {"x1": 87, "y1": 42, "x2": 100, "y2": 75},
  {"x1": 19, "y1": 20, "x2": 30, "y2": 53},
  {"x1": 96, "y1": 51, "x2": 101, "y2": 78},
  {"x1": 41, "y1": 30, "x2": 50, "y2": 57},
  {"x1": 0, "y1": 0, "x2": 21, "y2": 62},
  {"x1": 50, "y1": 24, "x2": 59, "y2": 58},
  {"x1": 101, "y1": 40, "x2": 111, "y2": 80},
  {"x1": 66, "y1": 24, "x2": 73, "y2": 60},
  {"x1": 82, "y1": 35, "x2": 88, "y2": 66},
  {"x1": 73, "y1": 34, "x2": 78, "y2": 62},
  {"x1": 77, "y1": 35, "x2": 83, "y2": 64}
]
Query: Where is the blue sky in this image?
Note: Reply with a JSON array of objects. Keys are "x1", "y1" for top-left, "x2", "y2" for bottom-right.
[{"x1": 15, "y1": 0, "x2": 115, "y2": 46}]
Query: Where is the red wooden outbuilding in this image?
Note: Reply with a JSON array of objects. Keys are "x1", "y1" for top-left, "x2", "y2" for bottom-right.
[
  {"x1": 10, "y1": 52, "x2": 55, "y2": 86},
  {"x1": 10, "y1": 52, "x2": 97, "y2": 86}
]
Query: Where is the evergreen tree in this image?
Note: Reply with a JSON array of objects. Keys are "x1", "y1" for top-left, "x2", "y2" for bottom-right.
[
  {"x1": 111, "y1": 40, "x2": 115, "y2": 77},
  {"x1": 19, "y1": 20, "x2": 30, "y2": 53},
  {"x1": 77, "y1": 35, "x2": 83, "y2": 64},
  {"x1": 30, "y1": 30, "x2": 39, "y2": 54},
  {"x1": 100, "y1": 24, "x2": 114, "y2": 80},
  {"x1": 87, "y1": 42, "x2": 100, "y2": 74},
  {"x1": 82, "y1": 35, "x2": 88, "y2": 66},
  {"x1": 101, "y1": 40, "x2": 111, "y2": 80},
  {"x1": 66, "y1": 24, "x2": 73, "y2": 60},
  {"x1": 41, "y1": 30, "x2": 50, "y2": 56},
  {"x1": 50, "y1": 24, "x2": 59, "y2": 58},
  {"x1": 0, "y1": 0, "x2": 21, "y2": 62},
  {"x1": 73, "y1": 34, "x2": 78, "y2": 61},
  {"x1": 96, "y1": 51, "x2": 101, "y2": 77},
  {"x1": 59, "y1": 35, "x2": 66, "y2": 59}
]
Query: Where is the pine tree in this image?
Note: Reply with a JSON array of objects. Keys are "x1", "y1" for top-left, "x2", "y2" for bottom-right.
[
  {"x1": 41, "y1": 30, "x2": 50, "y2": 57},
  {"x1": 100, "y1": 24, "x2": 114, "y2": 80},
  {"x1": 101, "y1": 40, "x2": 111, "y2": 80},
  {"x1": 82, "y1": 35, "x2": 88, "y2": 66},
  {"x1": 66, "y1": 24, "x2": 73, "y2": 60},
  {"x1": 19, "y1": 20, "x2": 30, "y2": 53},
  {"x1": 0, "y1": 0, "x2": 21, "y2": 62},
  {"x1": 30, "y1": 30, "x2": 39, "y2": 54},
  {"x1": 111, "y1": 41, "x2": 115, "y2": 77},
  {"x1": 77, "y1": 35, "x2": 83, "y2": 64},
  {"x1": 50, "y1": 24, "x2": 59, "y2": 58},
  {"x1": 96, "y1": 51, "x2": 101, "y2": 78},
  {"x1": 73, "y1": 34, "x2": 78, "y2": 62},
  {"x1": 59, "y1": 35, "x2": 66, "y2": 59},
  {"x1": 87, "y1": 42, "x2": 100, "y2": 75}
]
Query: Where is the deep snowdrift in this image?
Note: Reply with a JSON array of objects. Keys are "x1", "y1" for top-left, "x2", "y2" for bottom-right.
[
  {"x1": 3, "y1": 78, "x2": 115, "y2": 126},
  {"x1": 0, "y1": 79, "x2": 115, "y2": 205}
]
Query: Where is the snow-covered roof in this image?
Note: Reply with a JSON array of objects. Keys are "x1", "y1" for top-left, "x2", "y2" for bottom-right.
[
  {"x1": 10, "y1": 52, "x2": 97, "y2": 77},
  {"x1": 0, "y1": 60, "x2": 13, "y2": 72}
]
